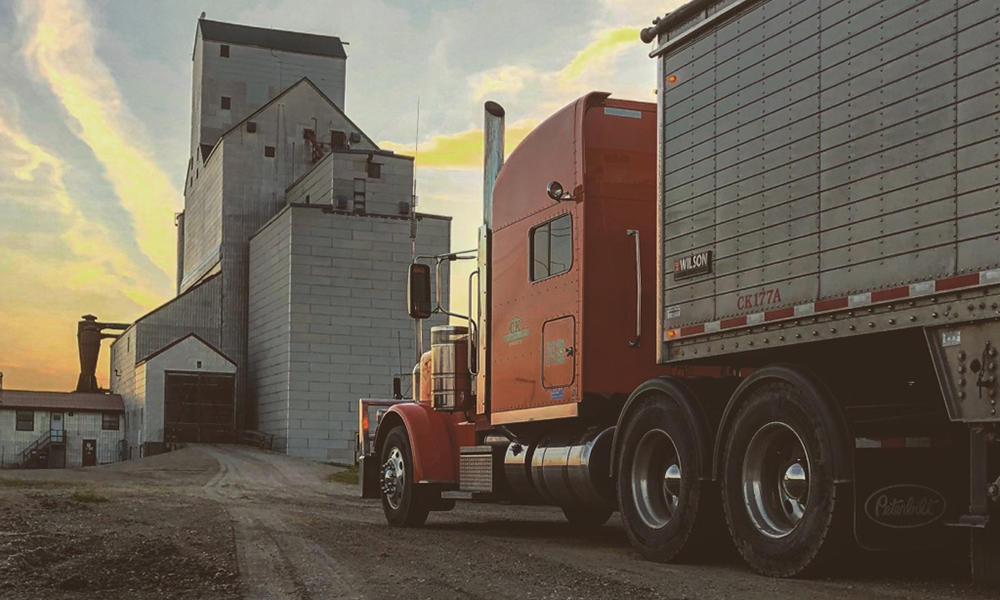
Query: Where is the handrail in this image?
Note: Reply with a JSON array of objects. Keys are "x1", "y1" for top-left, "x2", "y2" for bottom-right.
[
  {"x1": 20, "y1": 430, "x2": 54, "y2": 465},
  {"x1": 467, "y1": 269, "x2": 480, "y2": 376},
  {"x1": 627, "y1": 229, "x2": 641, "y2": 348}
]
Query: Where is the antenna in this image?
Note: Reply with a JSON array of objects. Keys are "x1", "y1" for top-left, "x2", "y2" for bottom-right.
[
  {"x1": 410, "y1": 96, "x2": 420, "y2": 247},
  {"x1": 412, "y1": 97, "x2": 421, "y2": 367}
]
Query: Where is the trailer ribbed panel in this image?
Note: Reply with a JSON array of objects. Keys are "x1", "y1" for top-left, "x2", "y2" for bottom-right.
[{"x1": 660, "y1": 0, "x2": 1000, "y2": 347}]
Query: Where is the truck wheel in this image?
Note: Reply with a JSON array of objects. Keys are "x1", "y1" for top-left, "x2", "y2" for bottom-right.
[
  {"x1": 562, "y1": 503, "x2": 613, "y2": 528},
  {"x1": 721, "y1": 382, "x2": 850, "y2": 577},
  {"x1": 617, "y1": 393, "x2": 712, "y2": 562},
  {"x1": 380, "y1": 426, "x2": 430, "y2": 527}
]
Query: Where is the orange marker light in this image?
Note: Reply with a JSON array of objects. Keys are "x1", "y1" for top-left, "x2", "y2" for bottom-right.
[
  {"x1": 362, "y1": 412, "x2": 370, "y2": 432},
  {"x1": 667, "y1": 75, "x2": 678, "y2": 83},
  {"x1": 667, "y1": 329, "x2": 678, "y2": 339}
]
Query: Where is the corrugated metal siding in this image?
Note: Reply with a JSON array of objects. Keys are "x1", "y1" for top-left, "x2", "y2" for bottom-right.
[
  {"x1": 247, "y1": 206, "x2": 450, "y2": 462},
  {"x1": 197, "y1": 38, "x2": 346, "y2": 152},
  {"x1": 286, "y1": 151, "x2": 415, "y2": 216},
  {"x1": 247, "y1": 208, "x2": 293, "y2": 450},
  {"x1": 135, "y1": 274, "x2": 222, "y2": 362},
  {"x1": 661, "y1": 0, "x2": 1000, "y2": 330},
  {"x1": 216, "y1": 83, "x2": 378, "y2": 429},
  {"x1": 191, "y1": 34, "x2": 204, "y2": 158},
  {"x1": 0, "y1": 409, "x2": 124, "y2": 467},
  {"x1": 182, "y1": 144, "x2": 224, "y2": 291},
  {"x1": 109, "y1": 327, "x2": 140, "y2": 452}
]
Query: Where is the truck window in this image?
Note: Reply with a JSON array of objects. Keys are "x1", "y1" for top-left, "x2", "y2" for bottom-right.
[{"x1": 530, "y1": 214, "x2": 572, "y2": 282}]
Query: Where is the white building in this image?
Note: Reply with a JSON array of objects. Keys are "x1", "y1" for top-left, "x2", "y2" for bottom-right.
[
  {"x1": 0, "y1": 390, "x2": 125, "y2": 468},
  {"x1": 110, "y1": 17, "x2": 450, "y2": 463}
]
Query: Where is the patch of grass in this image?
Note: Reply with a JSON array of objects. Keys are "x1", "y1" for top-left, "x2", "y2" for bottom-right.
[
  {"x1": 0, "y1": 478, "x2": 76, "y2": 489},
  {"x1": 326, "y1": 465, "x2": 359, "y2": 485},
  {"x1": 70, "y1": 490, "x2": 108, "y2": 504}
]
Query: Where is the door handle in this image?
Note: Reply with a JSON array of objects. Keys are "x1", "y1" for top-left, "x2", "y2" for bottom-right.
[{"x1": 627, "y1": 229, "x2": 641, "y2": 348}]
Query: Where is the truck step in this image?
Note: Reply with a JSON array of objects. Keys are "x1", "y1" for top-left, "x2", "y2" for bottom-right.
[
  {"x1": 441, "y1": 490, "x2": 500, "y2": 502},
  {"x1": 459, "y1": 445, "x2": 505, "y2": 494}
]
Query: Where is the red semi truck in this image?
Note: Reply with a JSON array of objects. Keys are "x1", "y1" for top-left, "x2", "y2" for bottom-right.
[{"x1": 360, "y1": 0, "x2": 1000, "y2": 582}]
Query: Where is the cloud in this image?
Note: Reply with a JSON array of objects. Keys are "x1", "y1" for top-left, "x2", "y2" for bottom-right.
[
  {"x1": 16, "y1": 0, "x2": 181, "y2": 281},
  {"x1": 471, "y1": 66, "x2": 538, "y2": 102},
  {"x1": 380, "y1": 22, "x2": 648, "y2": 174},
  {"x1": 379, "y1": 119, "x2": 540, "y2": 170},
  {"x1": 559, "y1": 27, "x2": 638, "y2": 83},
  {"x1": 0, "y1": 107, "x2": 165, "y2": 390}
]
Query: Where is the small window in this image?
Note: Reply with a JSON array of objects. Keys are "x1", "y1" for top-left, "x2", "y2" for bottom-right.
[
  {"x1": 221, "y1": 96, "x2": 231, "y2": 110},
  {"x1": 102, "y1": 413, "x2": 119, "y2": 431},
  {"x1": 264, "y1": 146, "x2": 276, "y2": 158},
  {"x1": 330, "y1": 130, "x2": 347, "y2": 149},
  {"x1": 16, "y1": 410, "x2": 33, "y2": 432},
  {"x1": 246, "y1": 121, "x2": 257, "y2": 133},
  {"x1": 220, "y1": 44, "x2": 230, "y2": 58},
  {"x1": 367, "y1": 162, "x2": 382, "y2": 179},
  {"x1": 530, "y1": 214, "x2": 573, "y2": 282}
]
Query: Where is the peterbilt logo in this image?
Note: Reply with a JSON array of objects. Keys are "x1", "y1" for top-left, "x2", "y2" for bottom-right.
[
  {"x1": 673, "y1": 250, "x2": 712, "y2": 280},
  {"x1": 864, "y1": 484, "x2": 946, "y2": 529}
]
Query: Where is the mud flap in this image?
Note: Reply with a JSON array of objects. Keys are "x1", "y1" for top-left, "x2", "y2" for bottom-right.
[
  {"x1": 853, "y1": 442, "x2": 963, "y2": 552},
  {"x1": 359, "y1": 454, "x2": 380, "y2": 499},
  {"x1": 969, "y1": 428, "x2": 1000, "y2": 585}
]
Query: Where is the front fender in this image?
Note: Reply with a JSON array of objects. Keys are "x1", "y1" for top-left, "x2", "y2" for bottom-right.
[{"x1": 373, "y1": 402, "x2": 459, "y2": 484}]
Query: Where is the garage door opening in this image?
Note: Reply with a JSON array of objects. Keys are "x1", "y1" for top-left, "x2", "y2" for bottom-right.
[{"x1": 164, "y1": 372, "x2": 235, "y2": 443}]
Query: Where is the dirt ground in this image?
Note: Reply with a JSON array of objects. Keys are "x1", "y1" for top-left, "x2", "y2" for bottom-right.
[{"x1": 0, "y1": 445, "x2": 996, "y2": 600}]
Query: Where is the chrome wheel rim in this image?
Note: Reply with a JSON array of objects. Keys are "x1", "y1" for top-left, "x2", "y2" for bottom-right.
[
  {"x1": 742, "y1": 422, "x2": 810, "y2": 539},
  {"x1": 382, "y1": 446, "x2": 406, "y2": 510},
  {"x1": 631, "y1": 429, "x2": 683, "y2": 530}
]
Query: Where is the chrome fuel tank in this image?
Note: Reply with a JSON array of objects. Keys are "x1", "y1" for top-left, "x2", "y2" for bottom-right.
[{"x1": 527, "y1": 426, "x2": 614, "y2": 506}]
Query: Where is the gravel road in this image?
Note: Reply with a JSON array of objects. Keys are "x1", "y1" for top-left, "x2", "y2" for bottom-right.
[{"x1": 0, "y1": 444, "x2": 995, "y2": 599}]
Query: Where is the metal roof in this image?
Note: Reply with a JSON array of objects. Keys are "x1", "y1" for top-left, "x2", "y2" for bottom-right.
[
  {"x1": 0, "y1": 390, "x2": 125, "y2": 413},
  {"x1": 137, "y1": 332, "x2": 235, "y2": 367},
  {"x1": 198, "y1": 18, "x2": 347, "y2": 59},
  {"x1": 642, "y1": 0, "x2": 762, "y2": 56}
]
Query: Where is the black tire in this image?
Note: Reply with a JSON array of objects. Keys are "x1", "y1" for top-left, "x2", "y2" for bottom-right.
[
  {"x1": 562, "y1": 503, "x2": 614, "y2": 528},
  {"x1": 721, "y1": 382, "x2": 852, "y2": 578},
  {"x1": 617, "y1": 393, "x2": 714, "y2": 562},
  {"x1": 380, "y1": 426, "x2": 430, "y2": 527}
]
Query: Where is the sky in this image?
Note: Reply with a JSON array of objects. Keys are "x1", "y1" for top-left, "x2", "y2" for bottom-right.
[{"x1": 0, "y1": 0, "x2": 683, "y2": 392}]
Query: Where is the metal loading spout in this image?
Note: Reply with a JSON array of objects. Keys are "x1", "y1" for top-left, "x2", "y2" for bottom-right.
[{"x1": 483, "y1": 101, "x2": 505, "y2": 229}]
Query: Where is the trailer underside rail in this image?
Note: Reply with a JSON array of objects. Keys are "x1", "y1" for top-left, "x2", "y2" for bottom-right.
[{"x1": 663, "y1": 286, "x2": 1000, "y2": 362}]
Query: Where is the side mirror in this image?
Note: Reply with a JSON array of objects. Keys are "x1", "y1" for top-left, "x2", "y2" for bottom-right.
[
  {"x1": 407, "y1": 263, "x2": 432, "y2": 319},
  {"x1": 547, "y1": 180, "x2": 572, "y2": 202}
]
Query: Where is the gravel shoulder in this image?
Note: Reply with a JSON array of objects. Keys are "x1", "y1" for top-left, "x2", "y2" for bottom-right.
[{"x1": 0, "y1": 445, "x2": 995, "y2": 600}]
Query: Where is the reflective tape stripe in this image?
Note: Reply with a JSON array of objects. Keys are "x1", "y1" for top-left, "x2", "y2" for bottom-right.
[{"x1": 665, "y1": 269, "x2": 997, "y2": 342}]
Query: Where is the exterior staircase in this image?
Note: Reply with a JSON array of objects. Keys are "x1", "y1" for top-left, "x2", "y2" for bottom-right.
[{"x1": 19, "y1": 430, "x2": 64, "y2": 469}]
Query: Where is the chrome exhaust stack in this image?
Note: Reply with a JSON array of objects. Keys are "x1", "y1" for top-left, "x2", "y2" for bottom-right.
[
  {"x1": 483, "y1": 101, "x2": 505, "y2": 230},
  {"x1": 474, "y1": 101, "x2": 504, "y2": 414}
]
